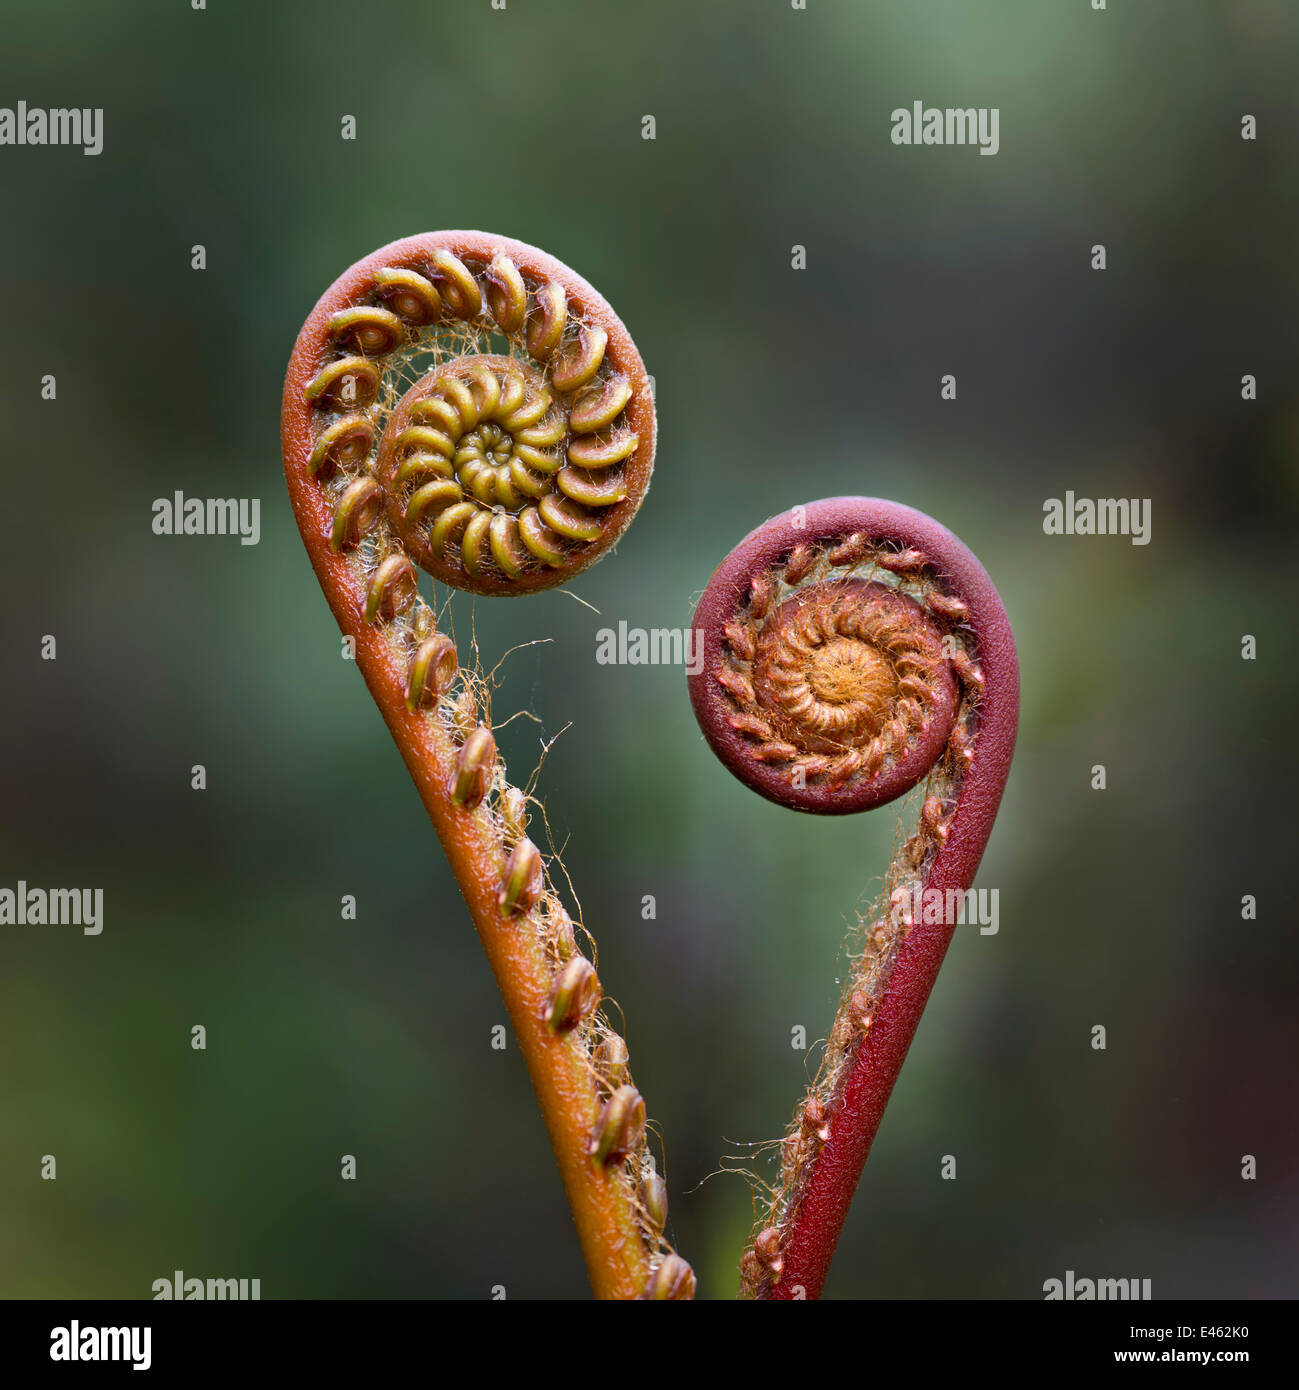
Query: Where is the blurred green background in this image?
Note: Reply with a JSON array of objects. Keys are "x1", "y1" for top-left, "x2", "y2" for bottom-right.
[{"x1": 1, "y1": 0, "x2": 1296, "y2": 1299}]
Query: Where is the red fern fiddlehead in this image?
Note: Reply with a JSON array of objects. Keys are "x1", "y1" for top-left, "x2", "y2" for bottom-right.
[{"x1": 689, "y1": 497, "x2": 1019, "y2": 1299}]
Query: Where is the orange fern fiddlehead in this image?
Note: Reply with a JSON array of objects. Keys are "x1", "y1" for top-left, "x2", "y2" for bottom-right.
[
  {"x1": 282, "y1": 231, "x2": 688, "y2": 1300},
  {"x1": 294, "y1": 231, "x2": 653, "y2": 598}
]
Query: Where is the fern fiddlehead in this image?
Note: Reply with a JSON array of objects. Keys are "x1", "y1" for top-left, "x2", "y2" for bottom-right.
[
  {"x1": 689, "y1": 497, "x2": 1019, "y2": 1299},
  {"x1": 282, "y1": 231, "x2": 690, "y2": 1300}
]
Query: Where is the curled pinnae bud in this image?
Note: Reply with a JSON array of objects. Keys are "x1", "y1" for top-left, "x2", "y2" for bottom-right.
[
  {"x1": 450, "y1": 725, "x2": 495, "y2": 808},
  {"x1": 748, "y1": 572, "x2": 775, "y2": 620},
  {"x1": 849, "y1": 989, "x2": 875, "y2": 1033},
  {"x1": 449, "y1": 690, "x2": 478, "y2": 737},
  {"x1": 405, "y1": 633, "x2": 457, "y2": 711},
  {"x1": 875, "y1": 546, "x2": 928, "y2": 575},
  {"x1": 593, "y1": 1034, "x2": 629, "y2": 1090},
  {"x1": 364, "y1": 554, "x2": 418, "y2": 623},
  {"x1": 309, "y1": 415, "x2": 373, "y2": 478},
  {"x1": 484, "y1": 252, "x2": 527, "y2": 334},
  {"x1": 525, "y1": 280, "x2": 567, "y2": 361},
  {"x1": 753, "y1": 1226, "x2": 784, "y2": 1277},
  {"x1": 304, "y1": 356, "x2": 380, "y2": 411},
  {"x1": 784, "y1": 543, "x2": 815, "y2": 584},
  {"x1": 920, "y1": 794, "x2": 951, "y2": 843},
  {"x1": 739, "y1": 1249, "x2": 764, "y2": 1293},
  {"x1": 537, "y1": 493, "x2": 602, "y2": 541},
  {"x1": 716, "y1": 666, "x2": 755, "y2": 706},
  {"x1": 499, "y1": 837, "x2": 544, "y2": 917},
  {"x1": 948, "y1": 722, "x2": 975, "y2": 766},
  {"x1": 639, "y1": 1168, "x2": 669, "y2": 1235},
  {"x1": 570, "y1": 374, "x2": 632, "y2": 433},
  {"x1": 545, "y1": 956, "x2": 601, "y2": 1034},
  {"x1": 499, "y1": 786, "x2": 529, "y2": 839},
  {"x1": 330, "y1": 477, "x2": 383, "y2": 552},
  {"x1": 903, "y1": 833, "x2": 929, "y2": 870},
  {"x1": 827, "y1": 531, "x2": 869, "y2": 567},
  {"x1": 926, "y1": 591, "x2": 968, "y2": 624},
  {"x1": 550, "y1": 325, "x2": 607, "y2": 393},
  {"x1": 549, "y1": 906, "x2": 578, "y2": 959},
  {"x1": 590, "y1": 1085, "x2": 646, "y2": 1167},
  {"x1": 801, "y1": 1098, "x2": 831, "y2": 1144},
  {"x1": 411, "y1": 605, "x2": 435, "y2": 640},
  {"x1": 722, "y1": 619, "x2": 756, "y2": 664},
  {"x1": 429, "y1": 248, "x2": 482, "y2": 319},
  {"x1": 564, "y1": 427, "x2": 639, "y2": 468},
  {"x1": 949, "y1": 648, "x2": 984, "y2": 690},
  {"x1": 643, "y1": 1254, "x2": 696, "y2": 1301},
  {"x1": 373, "y1": 266, "x2": 441, "y2": 323},
  {"x1": 327, "y1": 305, "x2": 405, "y2": 356}
]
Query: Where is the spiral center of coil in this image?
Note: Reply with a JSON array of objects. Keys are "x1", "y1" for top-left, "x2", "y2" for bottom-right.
[
  {"x1": 458, "y1": 421, "x2": 525, "y2": 484},
  {"x1": 383, "y1": 352, "x2": 562, "y2": 518},
  {"x1": 738, "y1": 578, "x2": 955, "y2": 766},
  {"x1": 805, "y1": 636, "x2": 895, "y2": 713}
]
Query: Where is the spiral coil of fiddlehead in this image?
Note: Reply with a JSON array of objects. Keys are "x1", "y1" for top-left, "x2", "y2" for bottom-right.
[
  {"x1": 729, "y1": 543, "x2": 979, "y2": 1295},
  {"x1": 709, "y1": 540, "x2": 979, "y2": 817},
  {"x1": 689, "y1": 499, "x2": 1016, "y2": 1300},
  {"x1": 283, "y1": 232, "x2": 686, "y2": 1299},
  {"x1": 301, "y1": 238, "x2": 651, "y2": 597}
]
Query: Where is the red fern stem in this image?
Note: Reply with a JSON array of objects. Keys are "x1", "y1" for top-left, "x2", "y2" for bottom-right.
[{"x1": 689, "y1": 497, "x2": 1019, "y2": 1299}]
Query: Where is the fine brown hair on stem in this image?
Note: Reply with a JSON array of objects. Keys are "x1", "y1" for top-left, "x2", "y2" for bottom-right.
[
  {"x1": 689, "y1": 497, "x2": 1018, "y2": 1299},
  {"x1": 282, "y1": 230, "x2": 690, "y2": 1300}
]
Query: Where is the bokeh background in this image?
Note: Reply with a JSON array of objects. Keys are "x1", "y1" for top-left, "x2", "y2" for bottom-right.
[{"x1": 1, "y1": 0, "x2": 1295, "y2": 1300}]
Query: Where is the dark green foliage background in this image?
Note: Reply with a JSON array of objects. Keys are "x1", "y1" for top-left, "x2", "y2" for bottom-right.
[{"x1": 0, "y1": 0, "x2": 1295, "y2": 1299}]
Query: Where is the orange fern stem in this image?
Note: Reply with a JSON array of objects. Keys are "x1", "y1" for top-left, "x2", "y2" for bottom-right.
[{"x1": 282, "y1": 231, "x2": 691, "y2": 1300}]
